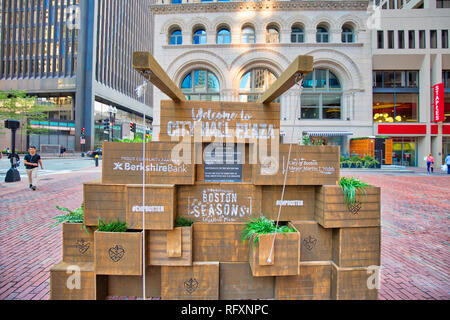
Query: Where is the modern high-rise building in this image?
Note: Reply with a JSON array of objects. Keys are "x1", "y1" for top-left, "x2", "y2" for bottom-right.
[{"x1": 0, "y1": 0, "x2": 154, "y2": 152}]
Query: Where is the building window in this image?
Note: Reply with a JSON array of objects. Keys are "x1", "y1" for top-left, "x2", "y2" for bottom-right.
[
  {"x1": 388, "y1": 30, "x2": 394, "y2": 49},
  {"x1": 291, "y1": 25, "x2": 304, "y2": 43},
  {"x1": 392, "y1": 138, "x2": 417, "y2": 167},
  {"x1": 372, "y1": 70, "x2": 418, "y2": 89},
  {"x1": 419, "y1": 30, "x2": 426, "y2": 48},
  {"x1": 444, "y1": 71, "x2": 450, "y2": 88},
  {"x1": 266, "y1": 24, "x2": 280, "y2": 43},
  {"x1": 317, "y1": 25, "x2": 329, "y2": 43},
  {"x1": 377, "y1": 31, "x2": 384, "y2": 49},
  {"x1": 342, "y1": 25, "x2": 354, "y2": 43},
  {"x1": 442, "y1": 30, "x2": 449, "y2": 48},
  {"x1": 217, "y1": 27, "x2": 231, "y2": 44},
  {"x1": 409, "y1": 30, "x2": 415, "y2": 48},
  {"x1": 437, "y1": 0, "x2": 450, "y2": 8},
  {"x1": 398, "y1": 30, "x2": 405, "y2": 49},
  {"x1": 241, "y1": 25, "x2": 256, "y2": 44},
  {"x1": 444, "y1": 93, "x2": 450, "y2": 123},
  {"x1": 193, "y1": 27, "x2": 207, "y2": 45},
  {"x1": 301, "y1": 69, "x2": 342, "y2": 120},
  {"x1": 430, "y1": 30, "x2": 437, "y2": 48},
  {"x1": 181, "y1": 69, "x2": 220, "y2": 101},
  {"x1": 239, "y1": 68, "x2": 277, "y2": 102},
  {"x1": 171, "y1": 0, "x2": 182, "y2": 3},
  {"x1": 373, "y1": 93, "x2": 418, "y2": 123},
  {"x1": 169, "y1": 29, "x2": 182, "y2": 45}
]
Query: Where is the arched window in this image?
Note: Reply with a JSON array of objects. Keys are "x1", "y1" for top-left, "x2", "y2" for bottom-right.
[
  {"x1": 169, "y1": 29, "x2": 182, "y2": 45},
  {"x1": 291, "y1": 24, "x2": 305, "y2": 43},
  {"x1": 241, "y1": 25, "x2": 256, "y2": 44},
  {"x1": 316, "y1": 25, "x2": 329, "y2": 43},
  {"x1": 181, "y1": 69, "x2": 220, "y2": 101},
  {"x1": 342, "y1": 24, "x2": 355, "y2": 43},
  {"x1": 239, "y1": 68, "x2": 277, "y2": 102},
  {"x1": 217, "y1": 27, "x2": 231, "y2": 44},
  {"x1": 193, "y1": 27, "x2": 207, "y2": 45},
  {"x1": 301, "y1": 69, "x2": 342, "y2": 120},
  {"x1": 266, "y1": 24, "x2": 280, "y2": 43}
]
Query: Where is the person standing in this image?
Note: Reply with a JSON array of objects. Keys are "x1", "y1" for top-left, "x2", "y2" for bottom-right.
[
  {"x1": 24, "y1": 146, "x2": 43, "y2": 191},
  {"x1": 445, "y1": 154, "x2": 450, "y2": 175},
  {"x1": 426, "y1": 153, "x2": 435, "y2": 174}
]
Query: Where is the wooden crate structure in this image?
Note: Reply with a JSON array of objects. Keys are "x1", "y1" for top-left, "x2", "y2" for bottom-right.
[
  {"x1": 331, "y1": 262, "x2": 379, "y2": 300},
  {"x1": 249, "y1": 223, "x2": 300, "y2": 277},
  {"x1": 50, "y1": 262, "x2": 107, "y2": 300},
  {"x1": 126, "y1": 184, "x2": 176, "y2": 230},
  {"x1": 107, "y1": 267, "x2": 161, "y2": 298},
  {"x1": 275, "y1": 262, "x2": 332, "y2": 300},
  {"x1": 94, "y1": 231, "x2": 143, "y2": 276},
  {"x1": 315, "y1": 185, "x2": 381, "y2": 228},
  {"x1": 62, "y1": 223, "x2": 96, "y2": 263},
  {"x1": 332, "y1": 227, "x2": 381, "y2": 268},
  {"x1": 292, "y1": 221, "x2": 332, "y2": 262},
  {"x1": 161, "y1": 262, "x2": 220, "y2": 300},
  {"x1": 148, "y1": 226, "x2": 192, "y2": 266},
  {"x1": 262, "y1": 186, "x2": 315, "y2": 221}
]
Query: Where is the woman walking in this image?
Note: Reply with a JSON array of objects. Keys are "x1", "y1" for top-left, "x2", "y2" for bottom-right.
[{"x1": 426, "y1": 153, "x2": 435, "y2": 174}]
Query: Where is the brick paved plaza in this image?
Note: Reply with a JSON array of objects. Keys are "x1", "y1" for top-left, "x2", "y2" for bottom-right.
[{"x1": 0, "y1": 167, "x2": 449, "y2": 300}]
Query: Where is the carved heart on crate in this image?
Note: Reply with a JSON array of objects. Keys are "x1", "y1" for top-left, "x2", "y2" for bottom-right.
[
  {"x1": 303, "y1": 236, "x2": 317, "y2": 251},
  {"x1": 76, "y1": 239, "x2": 90, "y2": 254},
  {"x1": 108, "y1": 245, "x2": 125, "y2": 262},
  {"x1": 184, "y1": 278, "x2": 199, "y2": 295},
  {"x1": 348, "y1": 201, "x2": 362, "y2": 215}
]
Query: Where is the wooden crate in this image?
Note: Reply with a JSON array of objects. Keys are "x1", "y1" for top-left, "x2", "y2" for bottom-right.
[
  {"x1": 252, "y1": 145, "x2": 340, "y2": 186},
  {"x1": 292, "y1": 221, "x2": 332, "y2": 262},
  {"x1": 262, "y1": 186, "x2": 315, "y2": 221},
  {"x1": 275, "y1": 262, "x2": 332, "y2": 300},
  {"x1": 177, "y1": 183, "x2": 262, "y2": 223},
  {"x1": 332, "y1": 227, "x2": 381, "y2": 268},
  {"x1": 62, "y1": 223, "x2": 96, "y2": 263},
  {"x1": 50, "y1": 262, "x2": 107, "y2": 300},
  {"x1": 249, "y1": 223, "x2": 300, "y2": 277},
  {"x1": 220, "y1": 262, "x2": 274, "y2": 300},
  {"x1": 83, "y1": 182, "x2": 127, "y2": 226},
  {"x1": 107, "y1": 266, "x2": 161, "y2": 298},
  {"x1": 315, "y1": 185, "x2": 381, "y2": 228},
  {"x1": 331, "y1": 262, "x2": 379, "y2": 300},
  {"x1": 94, "y1": 231, "x2": 143, "y2": 276},
  {"x1": 102, "y1": 141, "x2": 196, "y2": 185},
  {"x1": 126, "y1": 184, "x2": 176, "y2": 230},
  {"x1": 148, "y1": 226, "x2": 192, "y2": 266},
  {"x1": 161, "y1": 262, "x2": 219, "y2": 300},
  {"x1": 193, "y1": 223, "x2": 249, "y2": 262}
]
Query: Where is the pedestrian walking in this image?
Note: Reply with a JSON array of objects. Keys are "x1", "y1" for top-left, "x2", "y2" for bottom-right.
[
  {"x1": 445, "y1": 154, "x2": 450, "y2": 175},
  {"x1": 24, "y1": 146, "x2": 43, "y2": 191},
  {"x1": 60, "y1": 145, "x2": 66, "y2": 158},
  {"x1": 426, "y1": 153, "x2": 435, "y2": 174}
]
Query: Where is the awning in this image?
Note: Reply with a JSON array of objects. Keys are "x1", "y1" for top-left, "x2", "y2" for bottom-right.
[{"x1": 303, "y1": 131, "x2": 354, "y2": 137}]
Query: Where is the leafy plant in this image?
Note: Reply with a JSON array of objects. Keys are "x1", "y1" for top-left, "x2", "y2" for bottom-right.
[
  {"x1": 174, "y1": 217, "x2": 194, "y2": 227},
  {"x1": 97, "y1": 219, "x2": 128, "y2": 232},
  {"x1": 114, "y1": 136, "x2": 151, "y2": 143},
  {"x1": 52, "y1": 205, "x2": 88, "y2": 234},
  {"x1": 301, "y1": 135, "x2": 312, "y2": 146},
  {"x1": 339, "y1": 176, "x2": 371, "y2": 205},
  {"x1": 241, "y1": 216, "x2": 296, "y2": 246}
]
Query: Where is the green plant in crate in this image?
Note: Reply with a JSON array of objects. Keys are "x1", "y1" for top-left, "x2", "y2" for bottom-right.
[
  {"x1": 52, "y1": 205, "x2": 89, "y2": 234},
  {"x1": 174, "y1": 217, "x2": 194, "y2": 227},
  {"x1": 114, "y1": 136, "x2": 151, "y2": 143},
  {"x1": 339, "y1": 176, "x2": 371, "y2": 205},
  {"x1": 241, "y1": 216, "x2": 296, "y2": 247},
  {"x1": 97, "y1": 220, "x2": 128, "y2": 232}
]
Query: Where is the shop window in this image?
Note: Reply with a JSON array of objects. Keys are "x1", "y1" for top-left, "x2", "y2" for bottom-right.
[
  {"x1": 373, "y1": 93, "x2": 418, "y2": 123},
  {"x1": 445, "y1": 93, "x2": 450, "y2": 123},
  {"x1": 392, "y1": 138, "x2": 417, "y2": 167},
  {"x1": 181, "y1": 69, "x2": 220, "y2": 101}
]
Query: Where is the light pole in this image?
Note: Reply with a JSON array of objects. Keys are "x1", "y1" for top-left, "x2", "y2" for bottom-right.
[{"x1": 4, "y1": 120, "x2": 21, "y2": 183}]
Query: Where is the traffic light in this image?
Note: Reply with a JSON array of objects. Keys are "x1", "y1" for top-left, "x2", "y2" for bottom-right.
[
  {"x1": 81, "y1": 127, "x2": 86, "y2": 136},
  {"x1": 103, "y1": 118, "x2": 110, "y2": 131},
  {"x1": 130, "y1": 122, "x2": 136, "y2": 133}
]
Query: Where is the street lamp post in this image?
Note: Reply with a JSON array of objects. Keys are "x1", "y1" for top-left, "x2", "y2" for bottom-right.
[{"x1": 4, "y1": 120, "x2": 21, "y2": 183}]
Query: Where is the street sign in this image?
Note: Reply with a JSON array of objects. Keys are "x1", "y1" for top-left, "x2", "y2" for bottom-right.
[{"x1": 80, "y1": 138, "x2": 86, "y2": 145}]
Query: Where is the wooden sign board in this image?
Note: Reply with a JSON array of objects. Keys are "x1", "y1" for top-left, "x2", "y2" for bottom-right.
[
  {"x1": 177, "y1": 183, "x2": 262, "y2": 223},
  {"x1": 253, "y1": 145, "x2": 340, "y2": 185},
  {"x1": 160, "y1": 100, "x2": 280, "y2": 143},
  {"x1": 102, "y1": 141, "x2": 195, "y2": 185},
  {"x1": 262, "y1": 186, "x2": 315, "y2": 221}
]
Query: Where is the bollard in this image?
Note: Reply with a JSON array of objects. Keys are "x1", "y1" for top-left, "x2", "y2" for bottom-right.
[{"x1": 95, "y1": 154, "x2": 99, "y2": 167}]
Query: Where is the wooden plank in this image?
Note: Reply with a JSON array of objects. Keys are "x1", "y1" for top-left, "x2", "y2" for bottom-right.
[
  {"x1": 249, "y1": 223, "x2": 300, "y2": 277},
  {"x1": 83, "y1": 183, "x2": 127, "y2": 226},
  {"x1": 94, "y1": 231, "x2": 142, "y2": 276},
  {"x1": 331, "y1": 262, "x2": 379, "y2": 300},
  {"x1": 107, "y1": 267, "x2": 161, "y2": 298},
  {"x1": 126, "y1": 184, "x2": 176, "y2": 230},
  {"x1": 167, "y1": 228, "x2": 182, "y2": 258},
  {"x1": 148, "y1": 227, "x2": 192, "y2": 266},
  {"x1": 177, "y1": 183, "x2": 262, "y2": 223},
  {"x1": 161, "y1": 262, "x2": 219, "y2": 300},
  {"x1": 292, "y1": 221, "x2": 332, "y2": 262},
  {"x1": 193, "y1": 223, "x2": 248, "y2": 262},
  {"x1": 258, "y1": 235, "x2": 275, "y2": 266},
  {"x1": 259, "y1": 55, "x2": 313, "y2": 104},
  {"x1": 62, "y1": 223, "x2": 96, "y2": 263},
  {"x1": 132, "y1": 51, "x2": 186, "y2": 102},
  {"x1": 262, "y1": 186, "x2": 315, "y2": 221},
  {"x1": 332, "y1": 227, "x2": 381, "y2": 268},
  {"x1": 253, "y1": 145, "x2": 340, "y2": 186},
  {"x1": 275, "y1": 262, "x2": 332, "y2": 300},
  {"x1": 220, "y1": 262, "x2": 274, "y2": 300}
]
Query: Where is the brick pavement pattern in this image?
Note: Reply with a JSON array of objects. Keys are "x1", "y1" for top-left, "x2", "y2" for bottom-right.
[{"x1": 0, "y1": 168, "x2": 449, "y2": 300}]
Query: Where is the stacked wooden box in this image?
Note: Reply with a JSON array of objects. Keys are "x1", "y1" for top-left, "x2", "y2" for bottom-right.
[{"x1": 50, "y1": 141, "x2": 380, "y2": 300}]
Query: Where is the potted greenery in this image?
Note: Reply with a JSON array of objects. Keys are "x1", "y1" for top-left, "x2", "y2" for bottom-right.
[
  {"x1": 53, "y1": 205, "x2": 95, "y2": 263},
  {"x1": 242, "y1": 216, "x2": 300, "y2": 277},
  {"x1": 148, "y1": 217, "x2": 194, "y2": 267},
  {"x1": 94, "y1": 219, "x2": 142, "y2": 276}
]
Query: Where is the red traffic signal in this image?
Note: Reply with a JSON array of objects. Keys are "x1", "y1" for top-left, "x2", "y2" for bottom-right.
[
  {"x1": 130, "y1": 122, "x2": 136, "y2": 133},
  {"x1": 81, "y1": 127, "x2": 86, "y2": 135}
]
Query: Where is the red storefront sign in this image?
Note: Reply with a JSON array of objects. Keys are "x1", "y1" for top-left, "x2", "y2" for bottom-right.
[
  {"x1": 378, "y1": 124, "x2": 427, "y2": 135},
  {"x1": 433, "y1": 83, "x2": 444, "y2": 122}
]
